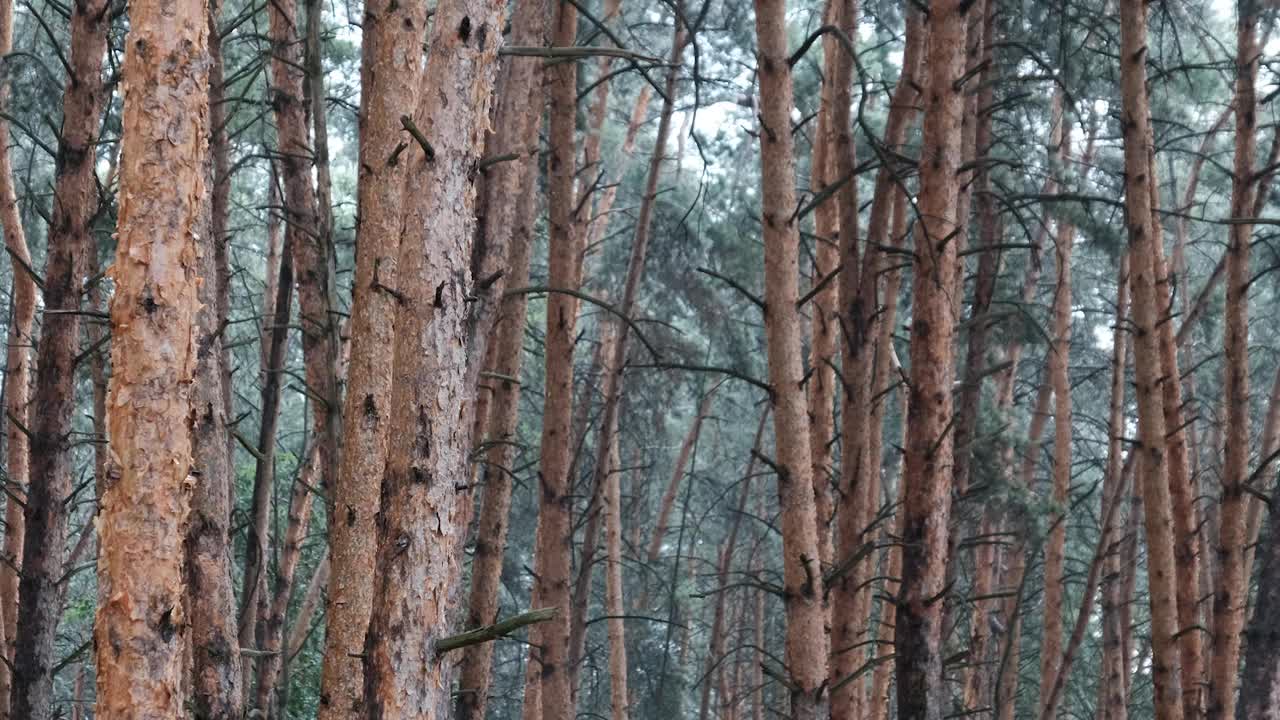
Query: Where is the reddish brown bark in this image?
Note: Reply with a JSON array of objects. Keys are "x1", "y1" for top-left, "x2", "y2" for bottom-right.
[
  {"x1": 317, "y1": 0, "x2": 429, "y2": 710},
  {"x1": 525, "y1": 1, "x2": 585, "y2": 715},
  {"x1": 1209, "y1": 5, "x2": 1258, "y2": 719},
  {"x1": 894, "y1": 1, "x2": 968, "y2": 718},
  {"x1": 184, "y1": 6, "x2": 244, "y2": 715},
  {"x1": 1119, "y1": 2, "x2": 1186, "y2": 717},
  {"x1": 359, "y1": 0, "x2": 507, "y2": 714},
  {"x1": 1097, "y1": 257, "x2": 1131, "y2": 720},
  {"x1": 254, "y1": 453, "x2": 319, "y2": 713},
  {"x1": 95, "y1": 0, "x2": 209, "y2": 711},
  {"x1": 0, "y1": 0, "x2": 33, "y2": 707},
  {"x1": 455, "y1": 3, "x2": 547, "y2": 719},
  {"x1": 11, "y1": 0, "x2": 109, "y2": 714},
  {"x1": 752, "y1": 0, "x2": 830, "y2": 713}
]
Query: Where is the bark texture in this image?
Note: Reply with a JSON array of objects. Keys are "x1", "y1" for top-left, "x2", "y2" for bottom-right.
[
  {"x1": 95, "y1": 0, "x2": 209, "y2": 712},
  {"x1": 1210, "y1": 3, "x2": 1257, "y2": 719},
  {"x1": 894, "y1": 1, "x2": 968, "y2": 718},
  {"x1": 317, "y1": 0, "x2": 429, "y2": 711},
  {"x1": 360, "y1": 0, "x2": 506, "y2": 714},
  {"x1": 11, "y1": 0, "x2": 109, "y2": 714},
  {"x1": 752, "y1": 0, "x2": 830, "y2": 714},
  {"x1": 1118, "y1": 2, "x2": 1186, "y2": 717}
]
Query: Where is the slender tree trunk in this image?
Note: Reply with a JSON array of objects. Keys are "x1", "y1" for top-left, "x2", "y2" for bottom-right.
[
  {"x1": 1038, "y1": 159, "x2": 1075, "y2": 717},
  {"x1": 699, "y1": 413, "x2": 767, "y2": 720},
  {"x1": 95, "y1": 0, "x2": 209, "y2": 712},
  {"x1": 359, "y1": 0, "x2": 506, "y2": 715},
  {"x1": 255, "y1": 453, "x2": 319, "y2": 714},
  {"x1": 184, "y1": 4, "x2": 244, "y2": 715},
  {"x1": 1239, "y1": 450, "x2": 1280, "y2": 717},
  {"x1": 455, "y1": 6, "x2": 547, "y2": 720},
  {"x1": 602, "y1": 325, "x2": 631, "y2": 720},
  {"x1": 0, "y1": 0, "x2": 33, "y2": 707},
  {"x1": 526, "y1": 0, "x2": 585, "y2": 715},
  {"x1": 644, "y1": 390, "x2": 714, "y2": 570},
  {"x1": 317, "y1": 0, "x2": 428, "y2": 710},
  {"x1": 266, "y1": 0, "x2": 342, "y2": 510},
  {"x1": 1097, "y1": 257, "x2": 1131, "y2": 720},
  {"x1": 571, "y1": 26, "x2": 686, "y2": 691},
  {"x1": 11, "y1": 0, "x2": 109, "y2": 714},
  {"x1": 1119, "y1": 2, "x2": 1186, "y2": 717},
  {"x1": 894, "y1": 2, "x2": 968, "y2": 718},
  {"x1": 806, "y1": 0, "x2": 841, "y2": 571},
  {"x1": 752, "y1": 0, "x2": 830, "y2": 714},
  {"x1": 1210, "y1": 4, "x2": 1257, "y2": 719}
]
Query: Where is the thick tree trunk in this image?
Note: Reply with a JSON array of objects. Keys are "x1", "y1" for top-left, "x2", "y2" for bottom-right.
[
  {"x1": 894, "y1": 2, "x2": 968, "y2": 718},
  {"x1": 95, "y1": 0, "x2": 208, "y2": 712},
  {"x1": 0, "y1": 0, "x2": 34, "y2": 708},
  {"x1": 11, "y1": 0, "x2": 109, "y2": 715},
  {"x1": 1209, "y1": 4, "x2": 1257, "y2": 719},
  {"x1": 317, "y1": 0, "x2": 428, "y2": 711},
  {"x1": 1119, "y1": 2, "x2": 1186, "y2": 717},
  {"x1": 184, "y1": 5, "x2": 244, "y2": 715},
  {"x1": 359, "y1": 0, "x2": 506, "y2": 713},
  {"x1": 752, "y1": 0, "x2": 830, "y2": 715}
]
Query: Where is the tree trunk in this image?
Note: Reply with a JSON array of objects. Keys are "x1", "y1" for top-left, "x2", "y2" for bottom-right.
[
  {"x1": 0, "y1": 0, "x2": 34, "y2": 707},
  {"x1": 255, "y1": 453, "x2": 319, "y2": 714},
  {"x1": 644, "y1": 390, "x2": 714, "y2": 570},
  {"x1": 699, "y1": 412, "x2": 767, "y2": 720},
  {"x1": 1097, "y1": 257, "x2": 1131, "y2": 720},
  {"x1": 11, "y1": 0, "x2": 109, "y2": 715},
  {"x1": 1209, "y1": 4, "x2": 1257, "y2": 719},
  {"x1": 317, "y1": 0, "x2": 429, "y2": 711},
  {"x1": 0, "y1": 0, "x2": 31, "y2": 702},
  {"x1": 525, "y1": 0, "x2": 585, "y2": 715},
  {"x1": 266, "y1": 0, "x2": 342, "y2": 511},
  {"x1": 1118, "y1": 2, "x2": 1186, "y2": 717},
  {"x1": 806, "y1": 0, "x2": 841, "y2": 572},
  {"x1": 455, "y1": 5, "x2": 547, "y2": 720},
  {"x1": 1038, "y1": 136, "x2": 1075, "y2": 717},
  {"x1": 752, "y1": 0, "x2": 829, "y2": 714},
  {"x1": 184, "y1": 5, "x2": 244, "y2": 715},
  {"x1": 602, "y1": 325, "x2": 631, "y2": 720},
  {"x1": 894, "y1": 2, "x2": 968, "y2": 718},
  {"x1": 94, "y1": 0, "x2": 208, "y2": 712},
  {"x1": 360, "y1": 0, "x2": 506, "y2": 713}
]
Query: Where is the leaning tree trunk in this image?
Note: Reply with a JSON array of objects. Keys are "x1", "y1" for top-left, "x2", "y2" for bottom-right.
[
  {"x1": 0, "y1": 0, "x2": 34, "y2": 707},
  {"x1": 94, "y1": 0, "x2": 208, "y2": 713},
  {"x1": 316, "y1": 0, "x2": 428, "y2": 711},
  {"x1": 184, "y1": 3, "x2": 244, "y2": 715},
  {"x1": 359, "y1": 0, "x2": 506, "y2": 714},
  {"x1": 1210, "y1": 3, "x2": 1257, "y2": 719},
  {"x1": 1118, "y1": 2, "x2": 1186, "y2": 718},
  {"x1": 751, "y1": 0, "x2": 830, "y2": 715},
  {"x1": 894, "y1": 2, "x2": 968, "y2": 719},
  {"x1": 10, "y1": 0, "x2": 109, "y2": 715}
]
